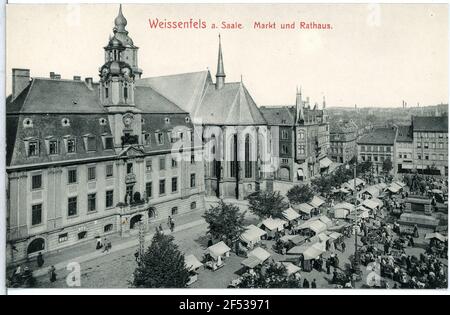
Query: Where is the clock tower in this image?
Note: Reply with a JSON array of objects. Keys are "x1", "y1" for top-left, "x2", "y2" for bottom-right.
[{"x1": 99, "y1": 5, "x2": 142, "y2": 148}]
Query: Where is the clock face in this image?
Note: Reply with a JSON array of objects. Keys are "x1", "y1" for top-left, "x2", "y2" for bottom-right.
[{"x1": 123, "y1": 114, "x2": 134, "y2": 127}]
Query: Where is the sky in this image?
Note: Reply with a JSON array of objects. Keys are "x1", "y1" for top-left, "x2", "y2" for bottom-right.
[{"x1": 5, "y1": 3, "x2": 449, "y2": 108}]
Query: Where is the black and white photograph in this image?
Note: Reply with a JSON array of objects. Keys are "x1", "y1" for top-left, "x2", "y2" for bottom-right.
[{"x1": 2, "y1": 1, "x2": 449, "y2": 294}]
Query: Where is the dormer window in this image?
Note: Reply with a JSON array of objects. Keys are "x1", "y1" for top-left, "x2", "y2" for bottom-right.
[
  {"x1": 49, "y1": 139, "x2": 59, "y2": 155},
  {"x1": 156, "y1": 132, "x2": 164, "y2": 145},
  {"x1": 185, "y1": 117, "x2": 190, "y2": 123},
  {"x1": 27, "y1": 140, "x2": 39, "y2": 157},
  {"x1": 104, "y1": 136, "x2": 114, "y2": 150},
  {"x1": 99, "y1": 118, "x2": 107, "y2": 126},
  {"x1": 164, "y1": 117, "x2": 170, "y2": 124},
  {"x1": 143, "y1": 132, "x2": 151, "y2": 145},
  {"x1": 83, "y1": 135, "x2": 97, "y2": 152},
  {"x1": 67, "y1": 138, "x2": 76, "y2": 153}
]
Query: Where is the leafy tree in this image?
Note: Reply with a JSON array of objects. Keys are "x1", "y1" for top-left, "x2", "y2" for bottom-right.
[
  {"x1": 203, "y1": 200, "x2": 246, "y2": 243},
  {"x1": 382, "y1": 158, "x2": 393, "y2": 174},
  {"x1": 287, "y1": 184, "x2": 314, "y2": 205},
  {"x1": 311, "y1": 175, "x2": 333, "y2": 198},
  {"x1": 248, "y1": 190, "x2": 288, "y2": 219},
  {"x1": 237, "y1": 260, "x2": 302, "y2": 288},
  {"x1": 132, "y1": 231, "x2": 190, "y2": 288}
]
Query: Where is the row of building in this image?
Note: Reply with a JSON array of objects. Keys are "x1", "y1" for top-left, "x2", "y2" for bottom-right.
[
  {"x1": 5, "y1": 6, "x2": 333, "y2": 264},
  {"x1": 6, "y1": 6, "x2": 447, "y2": 265}
]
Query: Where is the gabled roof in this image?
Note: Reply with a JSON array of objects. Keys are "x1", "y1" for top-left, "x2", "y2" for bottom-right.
[
  {"x1": 134, "y1": 86, "x2": 187, "y2": 113},
  {"x1": 412, "y1": 116, "x2": 448, "y2": 132},
  {"x1": 136, "y1": 71, "x2": 212, "y2": 114},
  {"x1": 357, "y1": 127, "x2": 397, "y2": 145},
  {"x1": 259, "y1": 106, "x2": 295, "y2": 126},
  {"x1": 6, "y1": 78, "x2": 105, "y2": 114},
  {"x1": 195, "y1": 82, "x2": 267, "y2": 125}
]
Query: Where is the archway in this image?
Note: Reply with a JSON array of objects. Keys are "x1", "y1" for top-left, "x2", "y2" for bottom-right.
[
  {"x1": 148, "y1": 207, "x2": 156, "y2": 220},
  {"x1": 279, "y1": 167, "x2": 290, "y2": 181},
  {"x1": 130, "y1": 214, "x2": 143, "y2": 229},
  {"x1": 27, "y1": 238, "x2": 45, "y2": 255}
]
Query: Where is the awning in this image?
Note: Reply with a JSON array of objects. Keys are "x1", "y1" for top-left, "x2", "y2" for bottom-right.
[
  {"x1": 241, "y1": 256, "x2": 262, "y2": 269},
  {"x1": 387, "y1": 183, "x2": 402, "y2": 193},
  {"x1": 333, "y1": 208, "x2": 350, "y2": 219},
  {"x1": 294, "y1": 203, "x2": 314, "y2": 215},
  {"x1": 371, "y1": 197, "x2": 384, "y2": 208},
  {"x1": 361, "y1": 186, "x2": 380, "y2": 198},
  {"x1": 401, "y1": 164, "x2": 414, "y2": 170},
  {"x1": 185, "y1": 254, "x2": 203, "y2": 271},
  {"x1": 362, "y1": 199, "x2": 379, "y2": 210},
  {"x1": 303, "y1": 243, "x2": 326, "y2": 260},
  {"x1": 309, "y1": 196, "x2": 326, "y2": 208},
  {"x1": 328, "y1": 232, "x2": 343, "y2": 241},
  {"x1": 320, "y1": 157, "x2": 333, "y2": 168},
  {"x1": 240, "y1": 224, "x2": 267, "y2": 244},
  {"x1": 280, "y1": 262, "x2": 301, "y2": 275},
  {"x1": 297, "y1": 219, "x2": 327, "y2": 234},
  {"x1": 297, "y1": 169, "x2": 304, "y2": 177},
  {"x1": 248, "y1": 247, "x2": 271, "y2": 262},
  {"x1": 282, "y1": 208, "x2": 301, "y2": 221},
  {"x1": 260, "y1": 217, "x2": 287, "y2": 231},
  {"x1": 208, "y1": 241, "x2": 231, "y2": 258},
  {"x1": 425, "y1": 232, "x2": 447, "y2": 242},
  {"x1": 333, "y1": 202, "x2": 354, "y2": 211}
]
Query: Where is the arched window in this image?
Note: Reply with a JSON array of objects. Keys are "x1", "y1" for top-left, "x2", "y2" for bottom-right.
[
  {"x1": 104, "y1": 224, "x2": 113, "y2": 233},
  {"x1": 245, "y1": 134, "x2": 252, "y2": 178},
  {"x1": 229, "y1": 134, "x2": 237, "y2": 178},
  {"x1": 124, "y1": 83, "x2": 128, "y2": 100}
]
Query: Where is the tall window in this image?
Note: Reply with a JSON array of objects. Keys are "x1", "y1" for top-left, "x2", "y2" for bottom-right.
[
  {"x1": 146, "y1": 182, "x2": 152, "y2": 198},
  {"x1": 32, "y1": 174, "x2": 42, "y2": 190},
  {"x1": 49, "y1": 140, "x2": 58, "y2": 155},
  {"x1": 281, "y1": 144, "x2": 289, "y2": 155},
  {"x1": 245, "y1": 135, "x2": 252, "y2": 178},
  {"x1": 67, "y1": 139, "x2": 76, "y2": 153},
  {"x1": 124, "y1": 85, "x2": 128, "y2": 100},
  {"x1": 105, "y1": 164, "x2": 113, "y2": 178},
  {"x1": 68, "y1": 169, "x2": 77, "y2": 184},
  {"x1": 106, "y1": 190, "x2": 114, "y2": 208},
  {"x1": 230, "y1": 135, "x2": 237, "y2": 177},
  {"x1": 88, "y1": 193, "x2": 96, "y2": 212},
  {"x1": 28, "y1": 141, "x2": 39, "y2": 157},
  {"x1": 159, "y1": 157, "x2": 166, "y2": 170},
  {"x1": 127, "y1": 163, "x2": 133, "y2": 174},
  {"x1": 157, "y1": 132, "x2": 164, "y2": 145},
  {"x1": 87, "y1": 166, "x2": 96, "y2": 181},
  {"x1": 31, "y1": 204, "x2": 42, "y2": 226},
  {"x1": 105, "y1": 137, "x2": 114, "y2": 150},
  {"x1": 190, "y1": 174, "x2": 196, "y2": 188},
  {"x1": 171, "y1": 159, "x2": 178, "y2": 168},
  {"x1": 146, "y1": 159, "x2": 152, "y2": 172},
  {"x1": 68, "y1": 197, "x2": 77, "y2": 217},
  {"x1": 87, "y1": 136, "x2": 97, "y2": 151},
  {"x1": 172, "y1": 177, "x2": 178, "y2": 193},
  {"x1": 281, "y1": 130, "x2": 289, "y2": 140},
  {"x1": 159, "y1": 179, "x2": 166, "y2": 195}
]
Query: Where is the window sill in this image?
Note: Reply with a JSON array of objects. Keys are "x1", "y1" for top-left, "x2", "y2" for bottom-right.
[
  {"x1": 87, "y1": 210, "x2": 98, "y2": 215},
  {"x1": 105, "y1": 206, "x2": 114, "y2": 210},
  {"x1": 67, "y1": 214, "x2": 79, "y2": 219}
]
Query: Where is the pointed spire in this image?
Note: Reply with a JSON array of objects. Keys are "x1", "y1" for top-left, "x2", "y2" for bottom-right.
[
  {"x1": 296, "y1": 86, "x2": 304, "y2": 124},
  {"x1": 114, "y1": 4, "x2": 128, "y2": 33},
  {"x1": 216, "y1": 34, "x2": 226, "y2": 89},
  {"x1": 322, "y1": 95, "x2": 326, "y2": 109}
]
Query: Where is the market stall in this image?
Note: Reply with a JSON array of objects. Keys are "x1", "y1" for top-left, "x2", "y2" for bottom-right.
[
  {"x1": 295, "y1": 219, "x2": 328, "y2": 237},
  {"x1": 293, "y1": 203, "x2": 315, "y2": 220},
  {"x1": 282, "y1": 207, "x2": 301, "y2": 225},
  {"x1": 259, "y1": 217, "x2": 287, "y2": 239},
  {"x1": 240, "y1": 224, "x2": 267, "y2": 249},
  {"x1": 241, "y1": 247, "x2": 271, "y2": 270},
  {"x1": 279, "y1": 262, "x2": 301, "y2": 276},
  {"x1": 185, "y1": 254, "x2": 203, "y2": 285},
  {"x1": 205, "y1": 241, "x2": 231, "y2": 271}
]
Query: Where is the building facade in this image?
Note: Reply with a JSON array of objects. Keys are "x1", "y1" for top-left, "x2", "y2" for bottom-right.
[
  {"x1": 329, "y1": 120, "x2": 358, "y2": 163},
  {"x1": 6, "y1": 7, "x2": 206, "y2": 264},
  {"x1": 357, "y1": 127, "x2": 398, "y2": 174},
  {"x1": 260, "y1": 89, "x2": 331, "y2": 186},
  {"x1": 396, "y1": 125, "x2": 414, "y2": 174},
  {"x1": 411, "y1": 116, "x2": 448, "y2": 176}
]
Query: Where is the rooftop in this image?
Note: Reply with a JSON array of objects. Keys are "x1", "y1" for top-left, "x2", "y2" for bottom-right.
[
  {"x1": 412, "y1": 116, "x2": 448, "y2": 132},
  {"x1": 357, "y1": 127, "x2": 397, "y2": 145}
]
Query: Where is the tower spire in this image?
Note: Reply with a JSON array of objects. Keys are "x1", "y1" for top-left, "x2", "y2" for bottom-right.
[
  {"x1": 114, "y1": 4, "x2": 128, "y2": 33},
  {"x1": 296, "y1": 86, "x2": 304, "y2": 124},
  {"x1": 216, "y1": 34, "x2": 226, "y2": 89}
]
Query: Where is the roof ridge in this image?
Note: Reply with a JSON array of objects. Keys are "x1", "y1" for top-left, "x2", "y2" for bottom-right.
[{"x1": 143, "y1": 70, "x2": 209, "y2": 80}]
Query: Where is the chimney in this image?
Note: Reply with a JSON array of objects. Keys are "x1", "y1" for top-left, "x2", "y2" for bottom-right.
[
  {"x1": 85, "y1": 77, "x2": 93, "y2": 90},
  {"x1": 73, "y1": 76, "x2": 81, "y2": 81},
  {"x1": 12, "y1": 68, "x2": 30, "y2": 100},
  {"x1": 49, "y1": 72, "x2": 56, "y2": 79},
  {"x1": 54, "y1": 74, "x2": 61, "y2": 79}
]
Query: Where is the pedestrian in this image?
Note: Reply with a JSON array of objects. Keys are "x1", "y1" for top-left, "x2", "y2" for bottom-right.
[
  {"x1": 341, "y1": 242, "x2": 346, "y2": 253},
  {"x1": 326, "y1": 259, "x2": 331, "y2": 275},
  {"x1": 167, "y1": 215, "x2": 172, "y2": 228},
  {"x1": 96, "y1": 237, "x2": 103, "y2": 250},
  {"x1": 303, "y1": 278, "x2": 310, "y2": 288},
  {"x1": 37, "y1": 252, "x2": 44, "y2": 268},
  {"x1": 49, "y1": 265, "x2": 56, "y2": 283},
  {"x1": 103, "y1": 238, "x2": 110, "y2": 253},
  {"x1": 311, "y1": 279, "x2": 317, "y2": 288},
  {"x1": 170, "y1": 220, "x2": 175, "y2": 233}
]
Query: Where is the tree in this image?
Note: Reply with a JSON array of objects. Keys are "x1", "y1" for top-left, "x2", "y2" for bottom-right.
[
  {"x1": 237, "y1": 260, "x2": 302, "y2": 288},
  {"x1": 287, "y1": 185, "x2": 314, "y2": 205},
  {"x1": 132, "y1": 230, "x2": 190, "y2": 288},
  {"x1": 311, "y1": 175, "x2": 333, "y2": 198},
  {"x1": 248, "y1": 190, "x2": 288, "y2": 219},
  {"x1": 382, "y1": 158, "x2": 393, "y2": 174},
  {"x1": 203, "y1": 200, "x2": 246, "y2": 243}
]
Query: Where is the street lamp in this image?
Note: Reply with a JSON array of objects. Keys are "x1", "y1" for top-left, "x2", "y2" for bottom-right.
[{"x1": 346, "y1": 159, "x2": 360, "y2": 272}]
